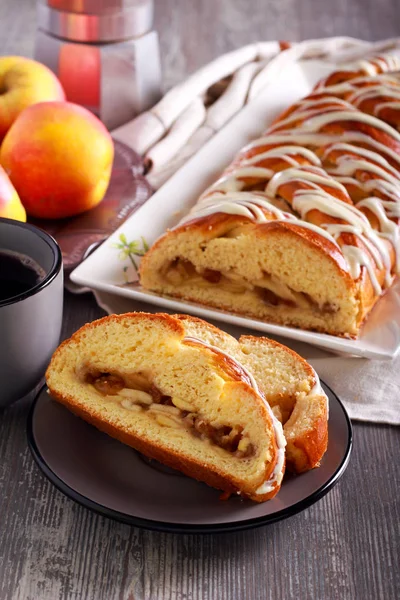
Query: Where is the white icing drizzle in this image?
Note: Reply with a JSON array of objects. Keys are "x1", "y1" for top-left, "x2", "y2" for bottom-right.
[
  {"x1": 357, "y1": 196, "x2": 400, "y2": 269},
  {"x1": 326, "y1": 224, "x2": 384, "y2": 269},
  {"x1": 185, "y1": 200, "x2": 268, "y2": 223},
  {"x1": 198, "y1": 190, "x2": 270, "y2": 208},
  {"x1": 375, "y1": 101, "x2": 400, "y2": 116},
  {"x1": 329, "y1": 77, "x2": 400, "y2": 122},
  {"x1": 179, "y1": 190, "x2": 344, "y2": 251},
  {"x1": 383, "y1": 54, "x2": 400, "y2": 70},
  {"x1": 240, "y1": 144, "x2": 322, "y2": 167},
  {"x1": 314, "y1": 79, "x2": 364, "y2": 96},
  {"x1": 267, "y1": 104, "x2": 357, "y2": 133},
  {"x1": 206, "y1": 149, "x2": 323, "y2": 196},
  {"x1": 242, "y1": 130, "x2": 400, "y2": 167},
  {"x1": 290, "y1": 188, "x2": 364, "y2": 225},
  {"x1": 331, "y1": 132, "x2": 400, "y2": 168},
  {"x1": 363, "y1": 179, "x2": 400, "y2": 204},
  {"x1": 340, "y1": 245, "x2": 382, "y2": 292},
  {"x1": 322, "y1": 143, "x2": 400, "y2": 246},
  {"x1": 208, "y1": 167, "x2": 275, "y2": 193},
  {"x1": 372, "y1": 54, "x2": 400, "y2": 72},
  {"x1": 242, "y1": 131, "x2": 400, "y2": 172},
  {"x1": 349, "y1": 83, "x2": 400, "y2": 106},
  {"x1": 357, "y1": 59, "x2": 381, "y2": 76},
  {"x1": 183, "y1": 336, "x2": 286, "y2": 495},
  {"x1": 329, "y1": 55, "x2": 400, "y2": 79},
  {"x1": 316, "y1": 73, "x2": 400, "y2": 99},
  {"x1": 277, "y1": 109, "x2": 400, "y2": 144},
  {"x1": 319, "y1": 143, "x2": 400, "y2": 276},
  {"x1": 322, "y1": 142, "x2": 400, "y2": 179},
  {"x1": 308, "y1": 367, "x2": 323, "y2": 396},
  {"x1": 287, "y1": 188, "x2": 392, "y2": 293},
  {"x1": 184, "y1": 191, "x2": 289, "y2": 223},
  {"x1": 296, "y1": 96, "x2": 353, "y2": 110},
  {"x1": 328, "y1": 156, "x2": 400, "y2": 187},
  {"x1": 327, "y1": 224, "x2": 392, "y2": 287},
  {"x1": 266, "y1": 166, "x2": 349, "y2": 198},
  {"x1": 245, "y1": 152, "x2": 298, "y2": 168},
  {"x1": 333, "y1": 176, "x2": 365, "y2": 190}
]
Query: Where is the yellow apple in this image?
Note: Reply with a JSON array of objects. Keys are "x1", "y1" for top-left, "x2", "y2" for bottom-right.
[
  {"x1": 0, "y1": 165, "x2": 26, "y2": 222},
  {"x1": 0, "y1": 56, "x2": 65, "y2": 141}
]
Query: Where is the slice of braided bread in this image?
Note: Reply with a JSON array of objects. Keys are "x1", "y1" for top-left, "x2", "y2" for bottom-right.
[
  {"x1": 46, "y1": 313, "x2": 287, "y2": 502},
  {"x1": 45, "y1": 312, "x2": 328, "y2": 502},
  {"x1": 140, "y1": 54, "x2": 400, "y2": 337}
]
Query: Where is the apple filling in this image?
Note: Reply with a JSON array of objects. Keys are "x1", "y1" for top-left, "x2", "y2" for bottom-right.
[
  {"x1": 160, "y1": 257, "x2": 339, "y2": 313},
  {"x1": 79, "y1": 368, "x2": 255, "y2": 458}
]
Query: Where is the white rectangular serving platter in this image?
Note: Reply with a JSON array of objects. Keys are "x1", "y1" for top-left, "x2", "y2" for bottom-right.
[{"x1": 71, "y1": 59, "x2": 400, "y2": 360}]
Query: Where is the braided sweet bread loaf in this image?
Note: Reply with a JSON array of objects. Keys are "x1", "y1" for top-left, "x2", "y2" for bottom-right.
[{"x1": 140, "y1": 54, "x2": 400, "y2": 337}]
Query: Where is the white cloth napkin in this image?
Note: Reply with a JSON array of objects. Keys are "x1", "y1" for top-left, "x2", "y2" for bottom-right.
[
  {"x1": 310, "y1": 354, "x2": 400, "y2": 424},
  {"x1": 144, "y1": 98, "x2": 206, "y2": 171},
  {"x1": 112, "y1": 42, "x2": 279, "y2": 154},
  {"x1": 86, "y1": 289, "x2": 400, "y2": 426},
  {"x1": 112, "y1": 36, "x2": 400, "y2": 189}
]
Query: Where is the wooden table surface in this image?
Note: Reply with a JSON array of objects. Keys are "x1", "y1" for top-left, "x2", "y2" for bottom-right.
[{"x1": 1, "y1": 1, "x2": 400, "y2": 599}]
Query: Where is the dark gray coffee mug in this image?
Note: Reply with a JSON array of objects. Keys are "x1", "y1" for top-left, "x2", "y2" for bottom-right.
[{"x1": 0, "y1": 218, "x2": 63, "y2": 407}]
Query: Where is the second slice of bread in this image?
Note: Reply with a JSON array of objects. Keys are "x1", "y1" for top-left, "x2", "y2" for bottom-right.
[{"x1": 175, "y1": 315, "x2": 328, "y2": 473}]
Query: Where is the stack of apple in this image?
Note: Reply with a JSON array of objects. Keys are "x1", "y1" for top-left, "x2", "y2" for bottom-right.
[{"x1": 0, "y1": 56, "x2": 114, "y2": 222}]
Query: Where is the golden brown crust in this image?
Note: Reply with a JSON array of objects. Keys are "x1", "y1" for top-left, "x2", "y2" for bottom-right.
[
  {"x1": 285, "y1": 403, "x2": 328, "y2": 473},
  {"x1": 174, "y1": 313, "x2": 237, "y2": 342},
  {"x1": 50, "y1": 390, "x2": 279, "y2": 502},
  {"x1": 237, "y1": 334, "x2": 328, "y2": 473},
  {"x1": 45, "y1": 311, "x2": 187, "y2": 381},
  {"x1": 254, "y1": 221, "x2": 353, "y2": 281},
  {"x1": 265, "y1": 225, "x2": 389, "y2": 327},
  {"x1": 238, "y1": 333, "x2": 315, "y2": 378},
  {"x1": 50, "y1": 387, "x2": 278, "y2": 502}
]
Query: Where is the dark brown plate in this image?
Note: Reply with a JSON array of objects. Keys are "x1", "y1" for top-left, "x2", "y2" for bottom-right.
[{"x1": 27, "y1": 382, "x2": 352, "y2": 533}]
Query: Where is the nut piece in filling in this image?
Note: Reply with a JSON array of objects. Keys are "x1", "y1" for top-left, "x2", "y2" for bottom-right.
[
  {"x1": 89, "y1": 373, "x2": 125, "y2": 395},
  {"x1": 79, "y1": 367, "x2": 256, "y2": 459},
  {"x1": 160, "y1": 258, "x2": 340, "y2": 314}
]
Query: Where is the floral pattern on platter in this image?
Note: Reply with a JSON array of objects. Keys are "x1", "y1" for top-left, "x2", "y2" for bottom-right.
[{"x1": 112, "y1": 233, "x2": 149, "y2": 283}]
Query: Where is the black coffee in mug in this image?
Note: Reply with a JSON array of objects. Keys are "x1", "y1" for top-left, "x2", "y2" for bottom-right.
[{"x1": 0, "y1": 249, "x2": 46, "y2": 302}]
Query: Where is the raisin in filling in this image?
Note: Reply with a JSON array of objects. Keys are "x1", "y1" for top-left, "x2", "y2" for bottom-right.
[
  {"x1": 161, "y1": 258, "x2": 339, "y2": 313},
  {"x1": 80, "y1": 370, "x2": 255, "y2": 458}
]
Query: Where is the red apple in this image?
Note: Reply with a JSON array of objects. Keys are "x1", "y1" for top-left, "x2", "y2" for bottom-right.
[{"x1": 0, "y1": 101, "x2": 114, "y2": 219}]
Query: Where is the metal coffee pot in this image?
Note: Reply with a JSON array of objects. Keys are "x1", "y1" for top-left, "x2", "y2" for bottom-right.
[{"x1": 34, "y1": 0, "x2": 162, "y2": 129}]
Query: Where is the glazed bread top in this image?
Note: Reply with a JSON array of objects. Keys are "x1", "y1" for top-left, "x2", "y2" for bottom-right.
[{"x1": 158, "y1": 54, "x2": 400, "y2": 308}]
